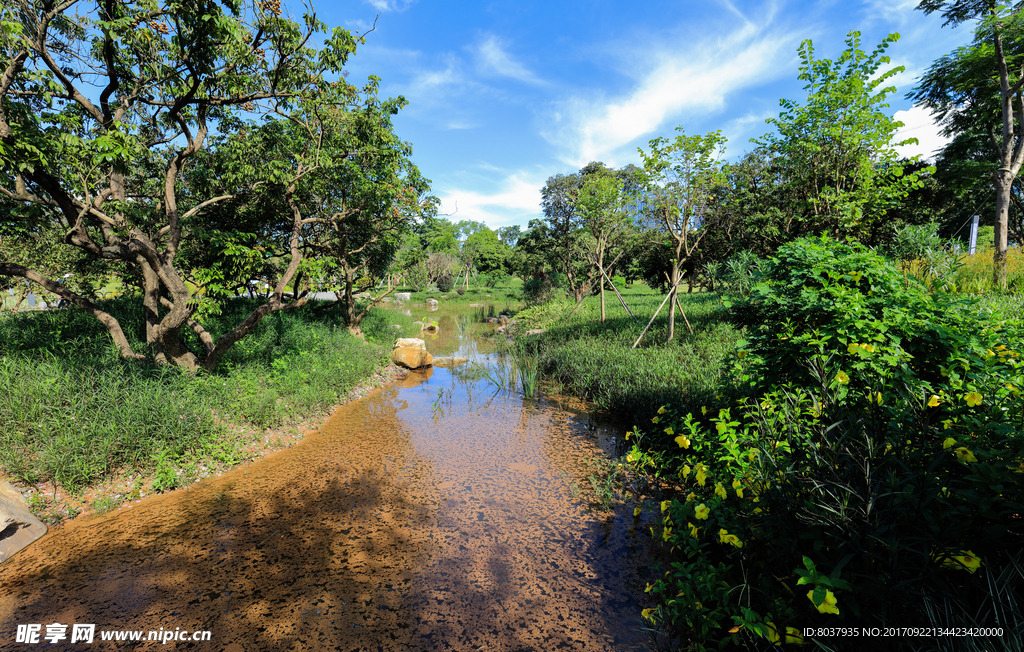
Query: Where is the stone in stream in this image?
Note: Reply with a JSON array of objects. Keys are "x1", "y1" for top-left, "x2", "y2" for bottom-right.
[
  {"x1": 397, "y1": 366, "x2": 433, "y2": 388},
  {"x1": 426, "y1": 298, "x2": 439, "y2": 311},
  {"x1": 395, "y1": 292, "x2": 411, "y2": 302},
  {"x1": 391, "y1": 338, "x2": 433, "y2": 369},
  {"x1": 431, "y1": 356, "x2": 469, "y2": 368},
  {"x1": 0, "y1": 480, "x2": 46, "y2": 563}
]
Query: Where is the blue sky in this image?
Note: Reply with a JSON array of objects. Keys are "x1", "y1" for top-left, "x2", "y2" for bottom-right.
[{"x1": 309, "y1": 0, "x2": 975, "y2": 230}]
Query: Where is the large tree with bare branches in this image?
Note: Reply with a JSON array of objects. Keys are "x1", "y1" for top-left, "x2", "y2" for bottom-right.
[{"x1": 0, "y1": 0, "x2": 396, "y2": 369}]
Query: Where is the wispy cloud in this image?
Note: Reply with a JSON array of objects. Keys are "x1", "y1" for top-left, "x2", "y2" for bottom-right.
[
  {"x1": 437, "y1": 169, "x2": 549, "y2": 229},
  {"x1": 893, "y1": 104, "x2": 949, "y2": 161},
  {"x1": 364, "y1": 0, "x2": 416, "y2": 12},
  {"x1": 543, "y1": 21, "x2": 797, "y2": 166},
  {"x1": 863, "y1": 0, "x2": 920, "y2": 25},
  {"x1": 473, "y1": 34, "x2": 545, "y2": 85}
]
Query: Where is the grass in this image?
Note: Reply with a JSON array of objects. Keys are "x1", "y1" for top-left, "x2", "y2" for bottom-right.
[
  {"x1": 515, "y1": 283, "x2": 742, "y2": 423},
  {"x1": 0, "y1": 295, "x2": 411, "y2": 503}
]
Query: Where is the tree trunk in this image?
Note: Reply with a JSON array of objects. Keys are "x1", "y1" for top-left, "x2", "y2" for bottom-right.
[
  {"x1": 666, "y1": 261, "x2": 680, "y2": 343},
  {"x1": 598, "y1": 248, "x2": 606, "y2": 322},
  {"x1": 995, "y1": 172, "x2": 1012, "y2": 290}
]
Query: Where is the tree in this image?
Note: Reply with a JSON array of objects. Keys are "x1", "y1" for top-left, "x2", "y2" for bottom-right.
[
  {"x1": 756, "y1": 32, "x2": 928, "y2": 243},
  {"x1": 639, "y1": 129, "x2": 728, "y2": 341},
  {"x1": 577, "y1": 168, "x2": 630, "y2": 321},
  {"x1": 912, "y1": 1, "x2": 1024, "y2": 288},
  {"x1": 0, "y1": 0, "x2": 362, "y2": 369}
]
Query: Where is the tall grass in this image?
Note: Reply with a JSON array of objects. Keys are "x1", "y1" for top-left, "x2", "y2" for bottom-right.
[
  {"x1": 517, "y1": 285, "x2": 741, "y2": 421},
  {"x1": 0, "y1": 297, "x2": 405, "y2": 494}
]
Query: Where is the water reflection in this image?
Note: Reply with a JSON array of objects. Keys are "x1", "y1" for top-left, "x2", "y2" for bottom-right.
[{"x1": 0, "y1": 303, "x2": 651, "y2": 651}]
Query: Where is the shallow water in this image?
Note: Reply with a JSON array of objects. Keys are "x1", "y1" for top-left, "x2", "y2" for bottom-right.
[{"x1": 0, "y1": 304, "x2": 653, "y2": 650}]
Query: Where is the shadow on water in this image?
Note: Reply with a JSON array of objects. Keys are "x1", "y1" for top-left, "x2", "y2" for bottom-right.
[{"x1": 0, "y1": 303, "x2": 654, "y2": 651}]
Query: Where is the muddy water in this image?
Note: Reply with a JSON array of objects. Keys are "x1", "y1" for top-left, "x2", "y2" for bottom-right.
[{"x1": 0, "y1": 304, "x2": 653, "y2": 651}]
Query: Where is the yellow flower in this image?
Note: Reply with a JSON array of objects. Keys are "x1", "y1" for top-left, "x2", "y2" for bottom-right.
[
  {"x1": 642, "y1": 608, "x2": 654, "y2": 621},
  {"x1": 644, "y1": 583, "x2": 653, "y2": 593},
  {"x1": 651, "y1": 416, "x2": 660, "y2": 424},
  {"x1": 942, "y1": 437, "x2": 957, "y2": 450},
  {"x1": 928, "y1": 394, "x2": 941, "y2": 408},
  {"x1": 766, "y1": 622, "x2": 781, "y2": 644},
  {"x1": 633, "y1": 506, "x2": 641, "y2": 517},
  {"x1": 808, "y1": 589, "x2": 840, "y2": 615},
  {"x1": 701, "y1": 406, "x2": 708, "y2": 415},
  {"x1": 863, "y1": 343, "x2": 876, "y2": 353},
  {"x1": 658, "y1": 405, "x2": 667, "y2": 414},
  {"x1": 848, "y1": 343, "x2": 861, "y2": 354},
  {"x1": 942, "y1": 550, "x2": 982, "y2": 573},
  {"x1": 732, "y1": 477, "x2": 744, "y2": 499},
  {"x1": 873, "y1": 391, "x2": 884, "y2": 405},
  {"x1": 785, "y1": 627, "x2": 804, "y2": 644},
  {"x1": 681, "y1": 464, "x2": 691, "y2": 479},
  {"x1": 627, "y1": 452, "x2": 638, "y2": 463},
  {"x1": 695, "y1": 464, "x2": 708, "y2": 487},
  {"x1": 718, "y1": 528, "x2": 743, "y2": 547},
  {"x1": 664, "y1": 426, "x2": 674, "y2": 436},
  {"x1": 661, "y1": 500, "x2": 672, "y2": 513},
  {"x1": 685, "y1": 492, "x2": 697, "y2": 503},
  {"x1": 835, "y1": 370, "x2": 850, "y2": 385},
  {"x1": 986, "y1": 348, "x2": 996, "y2": 359},
  {"x1": 954, "y1": 447, "x2": 978, "y2": 464},
  {"x1": 662, "y1": 527, "x2": 671, "y2": 541},
  {"x1": 715, "y1": 482, "x2": 727, "y2": 500},
  {"x1": 675, "y1": 434, "x2": 691, "y2": 449},
  {"x1": 688, "y1": 522, "x2": 699, "y2": 538},
  {"x1": 694, "y1": 503, "x2": 710, "y2": 520},
  {"x1": 965, "y1": 391, "x2": 983, "y2": 407}
]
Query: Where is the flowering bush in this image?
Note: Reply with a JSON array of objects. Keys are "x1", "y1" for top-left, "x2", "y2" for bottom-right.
[{"x1": 631, "y1": 236, "x2": 1024, "y2": 649}]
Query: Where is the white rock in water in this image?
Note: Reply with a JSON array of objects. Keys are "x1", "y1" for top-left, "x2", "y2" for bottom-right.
[{"x1": 394, "y1": 337, "x2": 426, "y2": 350}]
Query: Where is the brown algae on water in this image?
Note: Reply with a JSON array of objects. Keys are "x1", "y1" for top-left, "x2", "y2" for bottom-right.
[{"x1": 0, "y1": 304, "x2": 653, "y2": 650}]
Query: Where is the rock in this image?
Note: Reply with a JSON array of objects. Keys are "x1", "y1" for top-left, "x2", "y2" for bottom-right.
[
  {"x1": 395, "y1": 292, "x2": 411, "y2": 302},
  {"x1": 525, "y1": 328, "x2": 545, "y2": 336},
  {"x1": 397, "y1": 366, "x2": 433, "y2": 388},
  {"x1": 483, "y1": 317, "x2": 500, "y2": 324},
  {"x1": 426, "y1": 298, "x2": 439, "y2": 311},
  {"x1": 432, "y1": 356, "x2": 469, "y2": 368},
  {"x1": 394, "y1": 338, "x2": 426, "y2": 350},
  {"x1": 498, "y1": 315, "x2": 511, "y2": 325},
  {"x1": 422, "y1": 323, "x2": 439, "y2": 333},
  {"x1": 382, "y1": 297, "x2": 392, "y2": 303},
  {"x1": 392, "y1": 346, "x2": 433, "y2": 369},
  {"x1": 0, "y1": 480, "x2": 46, "y2": 563}
]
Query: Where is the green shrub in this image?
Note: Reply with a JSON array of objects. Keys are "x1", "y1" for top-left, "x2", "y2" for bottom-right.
[
  {"x1": 436, "y1": 272, "x2": 455, "y2": 293},
  {"x1": 521, "y1": 275, "x2": 564, "y2": 306},
  {"x1": 631, "y1": 236, "x2": 1024, "y2": 649}
]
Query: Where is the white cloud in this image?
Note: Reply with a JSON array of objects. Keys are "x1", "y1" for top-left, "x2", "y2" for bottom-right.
[
  {"x1": 893, "y1": 105, "x2": 949, "y2": 161},
  {"x1": 365, "y1": 0, "x2": 415, "y2": 12},
  {"x1": 436, "y1": 170, "x2": 548, "y2": 229},
  {"x1": 863, "y1": 0, "x2": 920, "y2": 24},
  {"x1": 473, "y1": 34, "x2": 545, "y2": 86},
  {"x1": 544, "y1": 23, "x2": 796, "y2": 167}
]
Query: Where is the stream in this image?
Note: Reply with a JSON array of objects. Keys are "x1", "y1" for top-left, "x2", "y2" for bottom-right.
[{"x1": 0, "y1": 303, "x2": 653, "y2": 651}]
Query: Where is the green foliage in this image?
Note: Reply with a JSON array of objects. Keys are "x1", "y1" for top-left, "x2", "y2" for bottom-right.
[
  {"x1": 0, "y1": 298, "x2": 392, "y2": 493},
  {"x1": 436, "y1": 272, "x2": 455, "y2": 293},
  {"x1": 757, "y1": 32, "x2": 929, "y2": 241},
  {"x1": 630, "y1": 236, "x2": 1024, "y2": 649}
]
